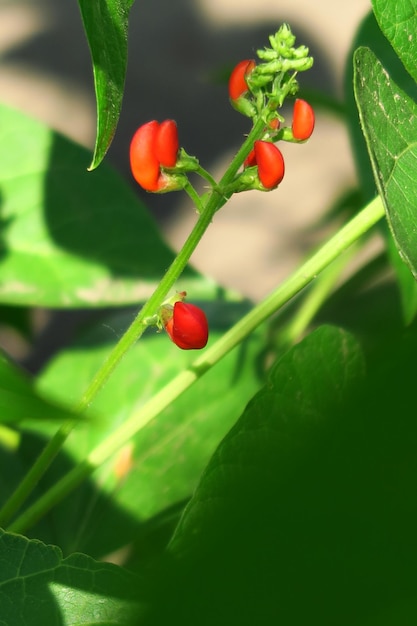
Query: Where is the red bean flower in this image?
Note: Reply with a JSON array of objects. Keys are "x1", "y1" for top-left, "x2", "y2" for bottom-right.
[
  {"x1": 228, "y1": 59, "x2": 256, "y2": 101},
  {"x1": 164, "y1": 301, "x2": 209, "y2": 350},
  {"x1": 292, "y1": 99, "x2": 315, "y2": 141},
  {"x1": 245, "y1": 141, "x2": 285, "y2": 189},
  {"x1": 130, "y1": 120, "x2": 179, "y2": 191}
]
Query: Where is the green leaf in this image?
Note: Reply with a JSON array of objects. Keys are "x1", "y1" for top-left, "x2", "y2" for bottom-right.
[
  {"x1": 0, "y1": 103, "x2": 213, "y2": 308},
  {"x1": 27, "y1": 303, "x2": 266, "y2": 557},
  {"x1": 0, "y1": 350, "x2": 78, "y2": 424},
  {"x1": 345, "y1": 12, "x2": 417, "y2": 324},
  {"x1": 372, "y1": 0, "x2": 417, "y2": 84},
  {"x1": 143, "y1": 325, "x2": 417, "y2": 624},
  {"x1": 170, "y1": 325, "x2": 365, "y2": 556},
  {"x1": 77, "y1": 0, "x2": 135, "y2": 170},
  {"x1": 345, "y1": 11, "x2": 417, "y2": 198},
  {"x1": 353, "y1": 47, "x2": 417, "y2": 281},
  {"x1": 0, "y1": 529, "x2": 138, "y2": 625}
]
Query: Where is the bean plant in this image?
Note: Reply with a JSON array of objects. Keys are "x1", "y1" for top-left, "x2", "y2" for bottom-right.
[{"x1": 0, "y1": 1, "x2": 416, "y2": 624}]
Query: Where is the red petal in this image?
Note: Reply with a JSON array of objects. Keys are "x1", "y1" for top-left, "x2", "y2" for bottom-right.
[
  {"x1": 130, "y1": 121, "x2": 161, "y2": 191},
  {"x1": 292, "y1": 99, "x2": 315, "y2": 140},
  {"x1": 228, "y1": 59, "x2": 256, "y2": 101},
  {"x1": 254, "y1": 141, "x2": 285, "y2": 189},
  {"x1": 155, "y1": 120, "x2": 179, "y2": 168}
]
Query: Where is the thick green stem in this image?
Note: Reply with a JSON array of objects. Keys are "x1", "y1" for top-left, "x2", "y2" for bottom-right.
[
  {"x1": 0, "y1": 117, "x2": 266, "y2": 528},
  {"x1": 8, "y1": 195, "x2": 385, "y2": 534}
]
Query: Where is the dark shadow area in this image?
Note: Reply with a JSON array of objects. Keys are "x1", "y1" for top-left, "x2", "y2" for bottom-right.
[
  {"x1": 0, "y1": 188, "x2": 9, "y2": 262},
  {"x1": 137, "y1": 326, "x2": 417, "y2": 625}
]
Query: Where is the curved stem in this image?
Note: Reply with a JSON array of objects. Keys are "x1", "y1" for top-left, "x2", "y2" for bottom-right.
[
  {"x1": 8, "y1": 195, "x2": 385, "y2": 534},
  {"x1": 183, "y1": 180, "x2": 204, "y2": 213},
  {"x1": 194, "y1": 164, "x2": 220, "y2": 191}
]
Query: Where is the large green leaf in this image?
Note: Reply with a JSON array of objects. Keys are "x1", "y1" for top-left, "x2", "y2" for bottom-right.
[
  {"x1": 345, "y1": 11, "x2": 417, "y2": 198},
  {"x1": 354, "y1": 47, "x2": 417, "y2": 281},
  {"x1": 0, "y1": 103, "x2": 213, "y2": 307},
  {"x1": 372, "y1": 0, "x2": 417, "y2": 84},
  {"x1": 78, "y1": 0, "x2": 135, "y2": 169},
  {"x1": 141, "y1": 324, "x2": 417, "y2": 625},
  {"x1": 345, "y1": 11, "x2": 417, "y2": 324},
  {"x1": 0, "y1": 530, "x2": 138, "y2": 625},
  {"x1": 170, "y1": 325, "x2": 365, "y2": 556},
  {"x1": 25, "y1": 303, "x2": 266, "y2": 557}
]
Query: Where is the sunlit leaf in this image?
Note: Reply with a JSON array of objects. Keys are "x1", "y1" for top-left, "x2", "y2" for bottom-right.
[{"x1": 0, "y1": 530, "x2": 138, "y2": 625}]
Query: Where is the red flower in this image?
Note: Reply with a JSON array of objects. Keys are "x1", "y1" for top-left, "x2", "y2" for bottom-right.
[
  {"x1": 130, "y1": 120, "x2": 179, "y2": 191},
  {"x1": 164, "y1": 301, "x2": 208, "y2": 350},
  {"x1": 228, "y1": 59, "x2": 256, "y2": 101},
  {"x1": 292, "y1": 99, "x2": 315, "y2": 140}
]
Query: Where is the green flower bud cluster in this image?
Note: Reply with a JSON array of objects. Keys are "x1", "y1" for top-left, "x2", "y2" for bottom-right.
[{"x1": 237, "y1": 24, "x2": 314, "y2": 118}]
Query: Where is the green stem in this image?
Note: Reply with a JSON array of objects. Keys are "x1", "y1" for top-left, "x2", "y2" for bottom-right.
[
  {"x1": 194, "y1": 164, "x2": 220, "y2": 191},
  {"x1": 8, "y1": 195, "x2": 385, "y2": 534},
  {"x1": 0, "y1": 117, "x2": 266, "y2": 528},
  {"x1": 183, "y1": 180, "x2": 204, "y2": 213}
]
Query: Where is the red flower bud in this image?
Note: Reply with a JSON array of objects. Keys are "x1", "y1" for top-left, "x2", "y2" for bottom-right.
[
  {"x1": 164, "y1": 301, "x2": 208, "y2": 350},
  {"x1": 268, "y1": 118, "x2": 280, "y2": 131},
  {"x1": 130, "y1": 119, "x2": 179, "y2": 191},
  {"x1": 244, "y1": 148, "x2": 257, "y2": 168},
  {"x1": 254, "y1": 141, "x2": 285, "y2": 189},
  {"x1": 292, "y1": 99, "x2": 315, "y2": 140},
  {"x1": 228, "y1": 59, "x2": 256, "y2": 101}
]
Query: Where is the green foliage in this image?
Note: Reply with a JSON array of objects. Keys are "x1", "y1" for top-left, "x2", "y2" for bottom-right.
[
  {"x1": 0, "y1": 350, "x2": 78, "y2": 424},
  {"x1": 143, "y1": 325, "x2": 417, "y2": 624},
  {"x1": 346, "y1": 7, "x2": 417, "y2": 323},
  {"x1": 0, "y1": 530, "x2": 138, "y2": 625},
  {"x1": 354, "y1": 47, "x2": 417, "y2": 283},
  {"x1": 23, "y1": 311, "x2": 265, "y2": 557},
  {"x1": 372, "y1": 0, "x2": 417, "y2": 84},
  {"x1": 1, "y1": 2, "x2": 417, "y2": 624}
]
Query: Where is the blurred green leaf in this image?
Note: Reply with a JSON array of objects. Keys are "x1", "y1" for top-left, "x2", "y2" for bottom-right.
[
  {"x1": 372, "y1": 0, "x2": 417, "y2": 84},
  {"x1": 0, "y1": 350, "x2": 78, "y2": 424},
  {"x1": 78, "y1": 0, "x2": 135, "y2": 169},
  {"x1": 28, "y1": 303, "x2": 266, "y2": 557},
  {"x1": 0, "y1": 103, "x2": 214, "y2": 307},
  {"x1": 0, "y1": 529, "x2": 138, "y2": 625},
  {"x1": 354, "y1": 47, "x2": 417, "y2": 282}
]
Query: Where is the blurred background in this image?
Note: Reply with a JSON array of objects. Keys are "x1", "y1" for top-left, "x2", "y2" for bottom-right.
[{"x1": 0, "y1": 0, "x2": 371, "y2": 365}]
